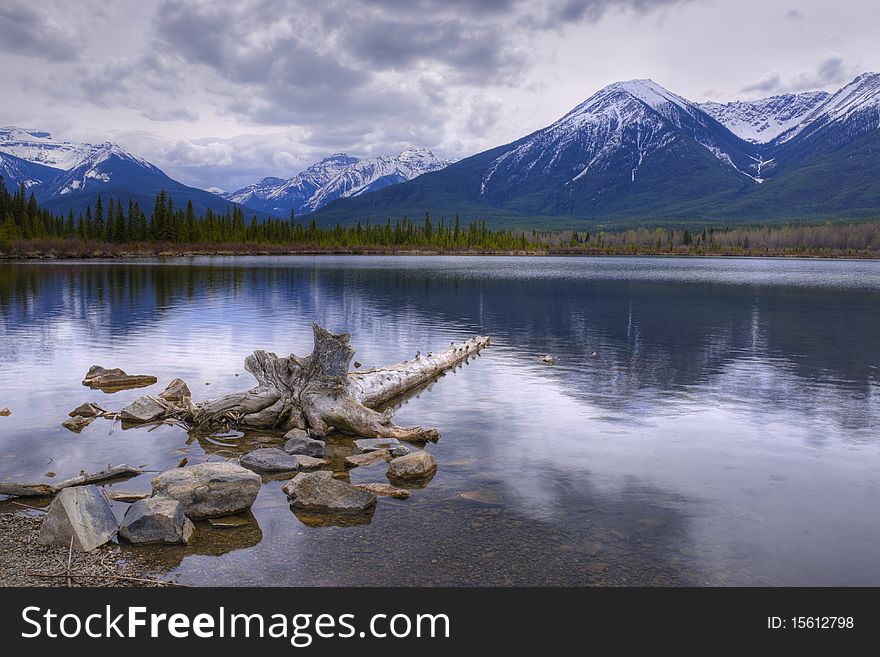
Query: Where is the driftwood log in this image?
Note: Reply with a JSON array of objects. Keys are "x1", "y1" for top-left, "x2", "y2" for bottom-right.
[
  {"x1": 191, "y1": 324, "x2": 490, "y2": 441},
  {"x1": 0, "y1": 464, "x2": 143, "y2": 499}
]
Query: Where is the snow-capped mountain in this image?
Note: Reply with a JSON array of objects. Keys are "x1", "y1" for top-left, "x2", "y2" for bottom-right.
[
  {"x1": 314, "y1": 73, "x2": 880, "y2": 224},
  {"x1": 699, "y1": 91, "x2": 829, "y2": 143},
  {"x1": 0, "y1": 127, "x2": 96, "y2": 171},
  {"x1": 0, "y1": 127, "x2": 251, "y2": 217},
  {"x1": 478, "y1": 79, "x2": 759, "y2": 198},
  {"x1": 222, "y1": 148, "x2": 450, "y2": 216}
]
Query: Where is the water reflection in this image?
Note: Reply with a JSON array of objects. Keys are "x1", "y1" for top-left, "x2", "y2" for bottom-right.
[{"x1": 1, "y1": 257, "x2": 879, "y2": 585}]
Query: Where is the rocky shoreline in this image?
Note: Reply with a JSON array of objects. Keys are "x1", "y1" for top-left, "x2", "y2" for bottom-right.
[{"x1": 0, "y1": 513, "x2": 177, "y2": 587}]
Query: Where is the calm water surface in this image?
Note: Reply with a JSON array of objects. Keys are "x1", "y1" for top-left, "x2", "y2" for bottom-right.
[{"x1": 1, "y1": 256, "x2": 879, "y2": 586}]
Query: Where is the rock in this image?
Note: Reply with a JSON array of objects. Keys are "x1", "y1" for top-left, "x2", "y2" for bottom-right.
[
  {"x1": 390, "y1": 445, "x2": 413, "y2": 458},
  {"x1": 208, "y1": 515, "x2": 252, "y2": 528},
  {"x1": 387, "y1": 450, "x2": 437, "y2": 482},
  {"x1": 293, "y1": 455, "x2": 327, "y2": 470},
  {"x1": 151, "y1": 462, "x2": 261, "y2": 519},
  {"x1": 240, "y1": 448, "x2": 302, "y2": 473},
  {"x1": 354, "y1": 483, "x2": 411, "y2": 499},
  {"x1": 158, "y1": 378, "x2": 191, "y2": 402},
  {"x1": 69, "y1": 402, "x2": 103, "y2": 418},
  {"x1": 62, "y1": 415, "x2": 94, "y2": 433},
  {"x1": 119, "y1": 496, "x2": 195, "y2": 545},
  {"x1": 345, "y1": 449, "x2": 391, "y2": 468},
  {"x1": 283, "y1": 471, "x2": 377, "y2": 514},
  {"x1": 353, "y1": 437, "x2": 401, "y2": 453},
  {"x1": 108, "y1": 491, "x2": 149, "y2": 502},
  {"x1": 37, "y1": 485, "x2": 118, "y2": 552},
  {"x1": 540, "y1": 355, "x2": 557, "y2": 365},
  {"x1": 252, "y1": 435, "x2": 278, "y2": 444},
  {"x1": 82, "y1": 365, "x2": 157, "y2": 390},
  {"x1": 0, "y1": 407, "x2": 10, "y2": 416},
  {"x1": 119, "y1": 396, "x2": 166, "y2": 423},
  {"x1": 283, "y1": 430, "x2": 325, "y2": 457}
]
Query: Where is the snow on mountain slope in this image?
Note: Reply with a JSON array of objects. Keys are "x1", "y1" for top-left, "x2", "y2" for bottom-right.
[
  {"x1": 224, "y1": 149, "x2": 450, "y2": 216},
  {"x1": 479, "y1": 78, "x2": 758, "y2": 194},
  {"x1": 699, "y1": 91, "x2": 829, "y2": 143},
  {"x1": 47, "y1": 143, "x2": 161, "y2": 196},
  {"x1": 776, "y1": 72, "x2": 880, "y2": 144},
  {"x1": 0, "y1": 127, "x2": 95, "y2": 170},
  {"x1": 304, "y1": 148, "x2": 450, "y2": 212},
  {"x1": 0, "y1": 151, "x2": 63, "y2": 191}
]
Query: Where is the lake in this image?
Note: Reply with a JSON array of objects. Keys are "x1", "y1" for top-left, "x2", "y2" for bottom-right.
[{"x1": 1, "y1": 255, "x2": 879, "y2": 586}]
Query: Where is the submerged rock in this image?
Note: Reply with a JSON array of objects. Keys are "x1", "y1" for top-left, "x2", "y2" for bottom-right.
[
  {"x1": 151, "y1": 462, "x2": 261, "y2": 519},
  {"x1": 37, "y1": 485, "x2": 118, "y2": 552},
  {"x1": 540, "y1": 355, "x2": 558, "y2": 365},
  {"x1": 0, "y1": 408, "x2": 10, "y2": 416},
  {"x1": 354, "y1": 482, "x2": 411, "y2": 499},
  {"x1": 119, "y1": 496, "x2": 195, "y2": 545},
  {"x1": 390, "y1": 445, "x2": 413, "y2": 458},
  {"x1": 283, "y1": 429, "x2": 325, "y2": 457},
  {"x1": 353, "y1": 437, "x2": 401, "y2": 453},
  {"x1": 158, "y1": 378, "x2": 191, "y2": 402},
  {"x1": 240, "y1": 448, "x2": 302, "y2": 473},
  {"x1": 345, "y1": 449, "x2": 391, "y2": 468},
  {"x1": 292, "y1": 455, "x2": 327, "y2": 470},
  {"x1": 61, "y1": 415, "x2": 95, "y2": 433},
  {"x1": 387, "y1": 450, "x2": 437, "y2": 482},
  {"x1": 82, "y1": 365, "x2": 157, "y2": 390},
  {"x1": 69, "y1": 402, "x2": 103, "y2": 418},
  {"x1": 283, "y1": 471, "x2": 377, "y2": 514},
  {"x1": 119, "y1": 396, "x2": 166, "y2": 423}
]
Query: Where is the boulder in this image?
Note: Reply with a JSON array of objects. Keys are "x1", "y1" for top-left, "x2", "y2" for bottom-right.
[
  {"x1": 387, "y1": 450, "x2": 437, "y2": 482},
  {"x1": 82, "y1": 365, "x2": 157, "y2": 390},
  {"x1": 283, "y1": 471, "x2": 377, "y2": 514},
  {"x1": 159, "y1": 378, "x2": 191, "y2": 402},
  {"x1": 119, "y1": 496, "x2": 195, "y2": 545},
  {"x1": 61, "y1": 415, "x2": 94, "y2": 433},
  {"x1": 69, "y1": 402, "x2": 103, "y2": 418},
  {"x1": 240, "y1": 448, "x2": 302, "y2": 473},
  {"x1": 119, "y1": 396, "x2": 166, "y2": 423},
  {"x1": 353, "y1": 437, "x2": 401, "y2": 453},
  {"x1": 353, "y1": 483, "x2": 411, "y2": 499},
  {"x1": 283, "y1": 429, "x2": 325, "y2": 457},
  {"x1": 390, "y1": 445, "x2": 413, "y2": 458},
  {"x1": 37, "y1": 485, "x2": 118, "y2": 552},
  {"x1": 151, "y1": 462, "x2": 261, "y2": 519}
]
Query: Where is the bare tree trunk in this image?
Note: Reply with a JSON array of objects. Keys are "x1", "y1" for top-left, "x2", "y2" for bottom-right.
[{"x1": 191, "y1": 324, "x2": 490, "y2": 441}]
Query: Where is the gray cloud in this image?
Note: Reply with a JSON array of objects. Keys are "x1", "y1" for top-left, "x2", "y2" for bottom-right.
[
  {"x1": 0, "y1": 1, "x2": 80, "y2": 61},
  {"x1": 742, "y1": 55, "x2": 861, "y2": 95}
]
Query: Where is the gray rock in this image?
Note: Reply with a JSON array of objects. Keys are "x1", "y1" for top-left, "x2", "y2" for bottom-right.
[
  {"x1": 240, "y1": 448, "x2": 302, "y2": 473},
  {"x1": 119, "y1": 396, "x2": 166, "y2": 423},
  {"x1": 283, "y1": 430, "x2": 325, "y2": 457},
  {"x1": 151, "y1": 462, "x2": 261, "y2": 519},
  {"x1": 37, "y1": 485, "x2": 118, "y2": 552},
  {"x1": 61, "y1": 415, "x2": 94, "y2": 433},
  {"x1": 69, "y1": 402, "x2": 103, "y2": 418},
  {"x1": 344, "y1": 449, "x2": 391, "y2": 468},
  {"x1": 390, "y1": 445, "x2": 413, "y2": 458},
  {"x1": 354, "y1": 437, "x2": 401, "y2": 453},
  {"x1": 159, "y1": 378, "x2": 191, "y2": 402},
  {"x1": 387, "y1": 450, "x2": 437, "y2": 481},
  {"x1": 283, "y1": 471, "x2": 376, "y2": 514},
  {"x1": 119, "y1": 496, "x2": 195, "y2": 545}
]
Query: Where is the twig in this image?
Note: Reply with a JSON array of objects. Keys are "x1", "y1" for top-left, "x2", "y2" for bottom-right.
[
  {"x1": 25, "y1": 571, "x2": 185, "y2": 587},
  {"x1": 8, "y1": 500, "x2": 48, "y2": 512},
  {"x1": 66, "y1": 536, "x2": 74, "y2": 587}
]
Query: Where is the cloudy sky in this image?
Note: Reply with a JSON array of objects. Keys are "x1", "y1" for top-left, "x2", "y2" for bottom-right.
[{"x1": 0, "y1": 0, "x2": 876, "y2": 191}]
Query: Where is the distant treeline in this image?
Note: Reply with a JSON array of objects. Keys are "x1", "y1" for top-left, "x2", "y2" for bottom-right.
[{"x1": 2, "y1": 180, "x2": 880, "y2": 257}]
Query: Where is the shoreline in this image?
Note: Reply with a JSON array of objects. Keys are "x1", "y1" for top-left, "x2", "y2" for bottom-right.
[
  {"x1": 0, "y1": 512, "x2": 178, "y2": 587},
  {"x1": 3, "y1": 246, "x2": 880, "y2": 261}
]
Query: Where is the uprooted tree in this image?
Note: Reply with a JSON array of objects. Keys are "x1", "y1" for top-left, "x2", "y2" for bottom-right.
[{"x1": 119, "y1": 324, "x2": 490, "y2": 442}]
